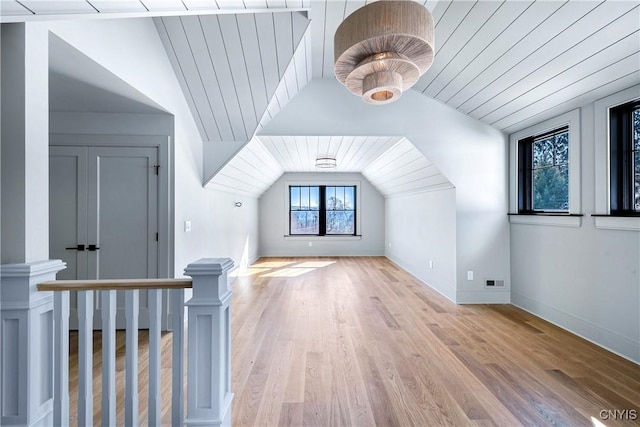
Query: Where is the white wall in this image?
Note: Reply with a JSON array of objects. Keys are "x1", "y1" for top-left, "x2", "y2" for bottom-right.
[
  {"x1": 259, "y1": 172, "x2": 385, "y2": 256},
  {"x1": 510, "y1": 96, "x2": 640, "y2": 363},
  {"x1": 261, "y1": 79, "x2": 510, "y2": 303},
  {"x1": 208, "y1": 189, "x2": 259, "y2": 270},
  {"x1": 44, "y1": 18, "x2": 257, "y2": 275},
  {"x1": 385, "y1": 188, "x2": 457, "y2": 302}
]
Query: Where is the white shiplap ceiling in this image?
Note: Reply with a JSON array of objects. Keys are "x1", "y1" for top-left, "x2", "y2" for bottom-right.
[
  {"x1": 207, "y1": 135, "x2": 452, "y2": 197},
  {"x1": 206, "y1": 136, "x2": 284, "y2": 197},
  {"x1": 311, "y1": 0, "x2": 640, "y2": 133},
  {"x1": 155, "y1": 11, "x2": 310, "y2": 143},
  {"x1": 4, "y1": 0, "x2": 638, "y2": 134},
  {"x1": 361, "y1": 138, "x2": 453, "y2": 196},
  {"x1": 4, "y1": 0, "x2": 639, "y2": 196},
  {"x1": 257, "y1": 19, "x2": 312, "y2": 132}
]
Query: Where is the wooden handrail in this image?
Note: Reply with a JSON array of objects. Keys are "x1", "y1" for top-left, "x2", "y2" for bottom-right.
[{"x1": 37, "y1": 278, "x2": 192, "y2": 292}]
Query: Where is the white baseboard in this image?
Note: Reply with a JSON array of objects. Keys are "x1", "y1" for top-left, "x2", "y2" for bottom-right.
[
  {"x1": 259, "y1": 250, "x2": 385, "y2": 257},
  {"x1": 456, "y1": 290, "x2": 511, "y2": 304},
  {"x1": 512, "y1": 291, "x2": 639, "y2": 364}
]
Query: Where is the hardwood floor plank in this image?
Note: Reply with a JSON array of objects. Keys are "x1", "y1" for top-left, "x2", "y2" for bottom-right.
[
  {"x1": 544, "y1": 369, "x2": 632, "y2": 424},
  {"x1": 355, "y1": 345, "x2": 402, "y2": 426},
  {"x1": 426, "y1": 323, "x2": 460, "y2": 346},
  {"x1": 450, "y1": 346, "x2": 554, "y2": 426},
  {"x1": 370, "y1": 296, "x2": 402, "y2": 330},
  {"x1": 282, "y1": 339, "x2": 307, "y2": 403},
  {"x1": 254, "y1": 339, "x2": 294, "y2": 426},
  {"x1": 333, "y1": 324, "x2": 376, "y2": 426},
  {"x1": 486, "y1": 362, "x2": 590, "y2": 426},
  {"x1": 278, "y1": 402, "x2": 303, "y2": 426},
  {"x1": 302, "y1": 351, "x2": 329, "y2": 426},
  {"x1": 577, "y1": 375, "x2": 640, "y2": 412}
]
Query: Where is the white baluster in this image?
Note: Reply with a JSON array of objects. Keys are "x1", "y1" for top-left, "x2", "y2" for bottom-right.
[
  {"x1": 77, "y1": 290, "x2": 94, "y2": 427},
  {"x1": 101, "y1": 290, "x2": 116, "y2": 426},
  {"x1": 54, "y1": 291, "x2": 70, "y2": 427},
  {"x1": 125, "y1": 290, "x2": 139, "y2": 426},
  {"x1": 148, "y1": 289, "x2": 162, "y2": 426},
  {"x1": 171, "y1": 288, "x2": 185, "y2": 427}
]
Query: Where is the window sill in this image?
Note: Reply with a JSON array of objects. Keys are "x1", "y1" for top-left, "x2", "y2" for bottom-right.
[
  {"x1": 592, "y1": 215, "x2": 640, "y2": 231},
  {"x1": 508, "y1": 213, "x2": 582, "y2": 228},
  {"x1": 284, "y1": 235, "x2": 362, "y2": 241}
]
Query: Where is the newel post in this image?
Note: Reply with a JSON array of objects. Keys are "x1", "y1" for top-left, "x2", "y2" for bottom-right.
[
  {"x1": 183, "y1": 258, "x2": 234, "y2": 427},
  {"x1": 0, "y1": 260, "x2": 66, "y2": 427}
]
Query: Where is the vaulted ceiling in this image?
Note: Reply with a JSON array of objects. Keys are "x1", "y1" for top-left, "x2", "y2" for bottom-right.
[
  {"x1": 154, "y1": 11, "x2": 310, "y2": 142},
  {"x1": 6, "y1": 0, "x2": 639, "y2": 197},
  {"x1": 311, "y1": 0, "x2": 639, "y2": 133}
]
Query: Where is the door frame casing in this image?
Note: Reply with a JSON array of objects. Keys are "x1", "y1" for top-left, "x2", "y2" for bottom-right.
[{"x1": 50, "y1": 134, "x2": 173, "y2": 280}]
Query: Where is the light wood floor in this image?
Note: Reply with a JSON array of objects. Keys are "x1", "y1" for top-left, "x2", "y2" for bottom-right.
[
  {"x1": 70, "y1": 257, "x2": 640, "y2": 426},
  {"x1": 231, "y1": 257, "x2": 639, "y2": 426}
]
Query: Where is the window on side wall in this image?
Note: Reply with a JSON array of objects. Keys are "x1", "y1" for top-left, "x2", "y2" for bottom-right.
[
  {"x1": 517, "y1": 125, "x2": 570, "y2": 213},
  {"x1": 609, "y1": 99, "x2": 640, "y2": 214},
  {"x1": 289, "y1": 185, "x2": 356, "y2": 236}
]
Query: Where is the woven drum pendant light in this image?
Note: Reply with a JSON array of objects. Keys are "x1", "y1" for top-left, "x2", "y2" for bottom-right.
[{"x1": 334, "y1": 0, "x2": 435, "y2": 105}]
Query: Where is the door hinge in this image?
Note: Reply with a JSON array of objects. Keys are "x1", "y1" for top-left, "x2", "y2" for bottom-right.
[
  {"x1": 154, "y1": 165, "x2": 160, "y2": 175},
  {"x1": 155, "y1": 232, "x2": 159, "y2": 242}
]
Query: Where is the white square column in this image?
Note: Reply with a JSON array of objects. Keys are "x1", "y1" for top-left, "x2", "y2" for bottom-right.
[
  {"x1": 183, "y1": 258, "x2": 234, "y2": 427},
  {"x1": 1, "y1": 22, "x2": 49, "y2": 264}
]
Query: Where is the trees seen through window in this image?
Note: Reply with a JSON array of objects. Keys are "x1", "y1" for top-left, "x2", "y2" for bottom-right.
[
  {"x1": 289, "y1": 185, "x2": 356, "y2": 235},
  {"x1": 518, "y1": 126, "x2": 569, "y2": 213}
]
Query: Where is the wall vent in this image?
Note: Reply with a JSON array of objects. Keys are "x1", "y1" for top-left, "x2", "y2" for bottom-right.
[{"x1": 485, "y1": 279, "x2": 504, "y2": 288}]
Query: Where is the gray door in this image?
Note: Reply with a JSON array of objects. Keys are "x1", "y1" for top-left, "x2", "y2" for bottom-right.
[{"x1": 50, "y1": 145, "x2": 160, "y2": 328}]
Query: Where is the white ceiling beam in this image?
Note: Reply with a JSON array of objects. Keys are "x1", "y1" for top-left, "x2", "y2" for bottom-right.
[{"x1": 1, "y1": 2, "x2": 308, "y2": 23}]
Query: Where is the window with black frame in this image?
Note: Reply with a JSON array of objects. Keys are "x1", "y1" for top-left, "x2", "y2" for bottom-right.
[
  {"x1": 609, "y1": 99, "x2": 640, "y2": 214},
  {"x1": 325, "y1": 186, "x2": 355, "y2": 235},
  {"x1": 517, "y1": 125, "x2": 569, "y2": 213},
  {"x1": 289, "y1": 186, "x2": 320, "y2": 235},
  {"x1": 289, "y1": 185, "x2": 356, "y2": 236}
]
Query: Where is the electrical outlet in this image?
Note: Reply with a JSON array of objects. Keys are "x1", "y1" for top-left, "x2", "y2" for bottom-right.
[
  {"x1": 467, "y1": 271, "x2": 474, "y2": 281},
  {"x1": 308, "y1": 241, "x2": 312, "y2": 247},
  {"x1": 184, "y1": 221, "x2": 192, "y2": 232}
]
